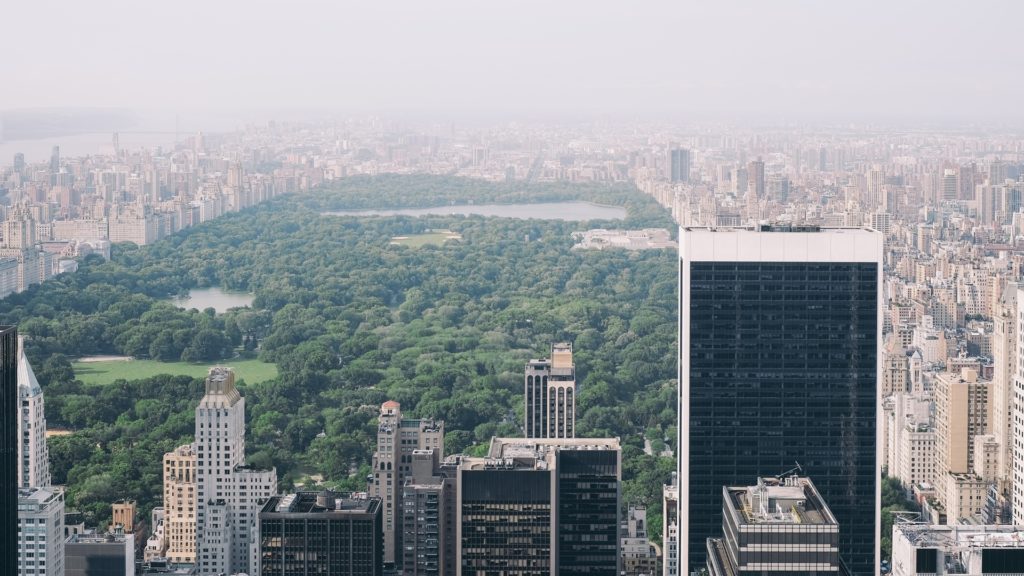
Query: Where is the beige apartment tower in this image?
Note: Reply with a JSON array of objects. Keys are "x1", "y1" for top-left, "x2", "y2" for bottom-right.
[
  {"x1": 524, "y1": 342, "x2": 577, "y2": 439},
  {"x1": 367, "y1": 401, "x2": 444, "y2": 568},
  {"x1": 935, "y1": 368, "x2": 990, "y2": 476},
  {"x1": 163, "y1": 443, "x2": 197, "y2": 563}
]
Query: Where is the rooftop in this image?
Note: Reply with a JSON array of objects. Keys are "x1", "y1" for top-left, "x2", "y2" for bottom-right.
[
  {"x1": 261, "y1": 491, "x2": 380, "y2": 516},
  {"x1": 460, "y1": 437, "x2": 620, "y2": 471},
  {"x1": 727, "y1": 476, "x2": 837, "y2": 526}
]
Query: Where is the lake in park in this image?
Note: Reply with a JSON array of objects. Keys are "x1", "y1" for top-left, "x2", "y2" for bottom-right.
[
  {"x1": 323, "y1": 201, "x2": 627, "y2": 221},
  {"x1": 171, "y1": 287, "x2": 254, "y2": 312}
]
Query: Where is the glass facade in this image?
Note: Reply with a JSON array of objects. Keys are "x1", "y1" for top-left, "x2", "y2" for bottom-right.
[
  {"x1": 1, "y1": 326, "x2": 17, "y2": 576},
  {"x1": 460, "y1": 469, "x2": 553, "y2": 575},
  {"x1": 557, "y1": 450, "x2": 620, "y2": 576},
  {"x1": 258, "y1": 502, "x2": 383, "y2": 576},
  {"x1": 683, "y1": 261, "x2": 878, "y2": 576}
]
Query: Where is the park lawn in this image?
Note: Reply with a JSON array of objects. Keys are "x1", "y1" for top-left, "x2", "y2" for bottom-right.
[
  {"x1": 72, "y1": 358, "x2": 278, "y2": 386},
  {"x1": 390, "y1": 230, "x2": 461, "y2": 248}
]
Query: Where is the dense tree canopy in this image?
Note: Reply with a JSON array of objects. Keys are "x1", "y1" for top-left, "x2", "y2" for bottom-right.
[{"x1": 3, "y1": 175, "x2": 679, "y2": 533}]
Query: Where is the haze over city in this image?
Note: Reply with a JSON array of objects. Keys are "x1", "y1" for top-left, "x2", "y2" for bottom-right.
[
  {"x1": 3, "y1": 0, "x2": 1024, "y2": 122},
  {"x1": 5, "y1": 3, "x2": 1024, "y2": 576}
]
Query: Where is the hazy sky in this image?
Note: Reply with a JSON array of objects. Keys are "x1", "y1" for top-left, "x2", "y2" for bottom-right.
[{"x1": 3, "y1": 0, "x2": 1023, "y2": 122}]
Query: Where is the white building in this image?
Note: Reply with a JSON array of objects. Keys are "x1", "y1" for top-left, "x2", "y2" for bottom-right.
[
  {"x1": 18, "y1": 487, "x2": 65, "y2": 576},
  {"x1": 195, "y1": 367, "x2": 276, "y2": 576},
  {"x1": 892, "y1": 524, "x2": 1024, "y2": 576},
  {"x1": 17, "y1": 336, "x2": 49, "y2": 488},
  {"x1": 663, "y1": 475, "x2": 679, "y2": 576},
  {"x1": 144, "y1": 507, "x2": 166, "y2": 561}
]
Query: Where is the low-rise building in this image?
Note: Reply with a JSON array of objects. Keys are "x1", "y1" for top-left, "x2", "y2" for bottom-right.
[{"x1": 706, "y1": 476, "x2": 840, "y2": 576}]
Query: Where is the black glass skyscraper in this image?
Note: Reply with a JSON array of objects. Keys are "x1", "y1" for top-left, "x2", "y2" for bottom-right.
[
  {"x1": 1, "y1": 325, "x2": 18, "y2": 576},
  {"x1": 678, "y1": 227, "x2": 880, "y2": 576}
]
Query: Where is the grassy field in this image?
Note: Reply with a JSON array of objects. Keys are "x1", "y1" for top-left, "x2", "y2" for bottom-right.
[
  {"x1": 390, "y1": 230, "x2": 462, "y2": 248},
  {"x1": 72, "y1": 358, "x2": 278, "y2": 385}
]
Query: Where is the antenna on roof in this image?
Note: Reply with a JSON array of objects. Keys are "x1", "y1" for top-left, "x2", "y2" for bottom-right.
[{"x1": 776, "y1": 461, "x2": 803, "y2": 479}]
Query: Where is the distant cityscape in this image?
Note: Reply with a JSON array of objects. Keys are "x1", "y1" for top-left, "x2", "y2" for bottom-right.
[{"x1": 4, "y1": 117, "x2": 1024, "y2": 576}]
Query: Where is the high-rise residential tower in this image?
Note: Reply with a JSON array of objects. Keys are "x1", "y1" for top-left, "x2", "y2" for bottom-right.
[
  {"x1": 17, "y1": 486, "x2": 65, "y2": 576},
  {"x1": 669, "y1": 148, "x2": 691, "y2": 183},
  {"x1": 1, "y1": 325, "x2": 19, "y2": 576},
  {"x1": 524, "y1": 342, "x2": 576, "y2": 439},
  {"x1": 367, "y1": 401, "x2": 444, "y2": 568},
  {"x1": 747, "y1": 157, "x2": 765, "y2": 200},
  {"x1": 195, "y1": 366, "x2": 277, "y2": 576},
  {"x1": 17, "y1": 336, "x2": 49, "y2": 488},
  {"x1": 163, "y1": 443, "x2": 197, "y2": 563},
  {"x1": 678, "y1": 226, "x2": 881, "y2": 576}
]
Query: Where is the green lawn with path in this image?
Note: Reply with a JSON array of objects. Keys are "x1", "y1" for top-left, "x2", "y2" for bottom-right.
[{"x1": 72, "y1": 358, "x2": 278, "y2": 385}]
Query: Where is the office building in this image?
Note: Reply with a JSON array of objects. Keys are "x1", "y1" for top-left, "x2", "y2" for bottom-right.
[
  {"x1": 16, "y1": 336, "x2": 49, "y2": 488},
  {"x1": 891, "y1": 524, "x2": 1024, "y2": 576},
  {"x1": 669, "y1": 148, "x2": 690, "y2": 183},
  {"x1": 457, "y1": 437, "x2": 620, "y2": 576},
  {"x1": 255, "y1": 492, "x2": 383, "y2": 576},
  {"x1": 1, "y1": 325, "x2": 18, "y2": 576},
  {"x1": 706, "y1": 476, "x2": 840, "y2": 576},
  {"x1": 163, "y1": 443, "x2": 196, "y2": 563},
  {"x1": 18, "y1": 486, "x2": 65, "y2": 576},
  {"x1": 402, "y1": 448, "x2": 456, "y2": 576},
  {"x1": 367, "y1": 401, "x2": 444, "y2": 568},
  {"x1": 524, "y1": 342, "x2": 576, "y2": 439},
  {"x1": 65, "y1": 528, "x2": 135, "y2": 576},
  {"x1": 195, "y1": 367, "x2": 277, "y2": 576},
  {"x1": 678, "y1": 226, "x2": 881, "y2": 575},
  {"x1": 663, "y1": 475, "x2": 679, "y2": 576}
]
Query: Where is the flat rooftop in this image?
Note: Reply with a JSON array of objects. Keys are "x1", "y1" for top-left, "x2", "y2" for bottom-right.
[
  {"x1": 680, "y1": 225, "x2": 882, "y2": 263},
  {"x1": 727, "y1": 476, "x2": 837, "y2": 526},
  {"x1": 262, "y1": 491, "x2": 380, "y2": 516}
]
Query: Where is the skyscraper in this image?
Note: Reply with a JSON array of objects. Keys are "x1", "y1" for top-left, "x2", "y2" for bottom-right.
[
  {"x1": 1, "y1": 325, "x2": 18, "y2": 576},
  {"x1": 457, "y1": 437, "x2": 621, "y2": 576},
  {"x1": 524, "y1": 342, "x2": 576, "y2": 439},
  {"x1": 669, "y1": 148, "x2": 691, "y2": 183},
  {"x1": 194, "y1": 367, "x2": 277, "y2": 576},
  {"x1": 747, "y1": 157, "x2": 765, "y2": 200},
  {"x1": 163, "y1": 443, "x2": 197, "y2": 563},
  {"x1": 401, "y1": 448, "x2": 456, "y2": 576},
  {"x1": 678, "y1": 226, "x2": 881, "y2": 576},
  {"x1": 17, "y1": 336, "x2": 49, "y2": 488},
  {"x1": 367, "y1": 401, "x2": 444, "y2": 568}
]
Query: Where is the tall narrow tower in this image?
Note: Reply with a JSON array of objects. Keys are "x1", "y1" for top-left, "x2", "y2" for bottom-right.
[
  {"x1": 678, "y1": 226, "x2": 881, "y2": 576},
  {"x1": 17, "y1": 336, "x2": 49, "y2": 488},
  {"x1": 194, "y1": 366, "x2": 276, "y2": 576},
  {"x1": 524, "y1": 342, "x2": 576, "y2": 439}
]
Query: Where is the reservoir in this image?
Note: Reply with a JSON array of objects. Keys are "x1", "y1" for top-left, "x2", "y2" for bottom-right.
[
  {"x1": 171, "y1": 287, "x2": 254, "y2": 313},
  {"x1": 323, "y1": 201, "x2": 627, "y2": 221}
]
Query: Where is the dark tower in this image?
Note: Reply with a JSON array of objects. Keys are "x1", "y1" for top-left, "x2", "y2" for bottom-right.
[
  {"x1": 679, "y1": 227, "x2": 881, "y2": 576},
  {"x1": 1, "y1": 326, "x2": 19, "y2": 576}
]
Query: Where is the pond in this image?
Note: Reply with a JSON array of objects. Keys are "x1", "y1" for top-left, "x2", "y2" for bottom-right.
[
  {"x1": 323, "y1": 201, "x2": 627, "y2": 221},
  {"x1": 170, "y1": 287, "x2": 254, "y2": 313}
]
